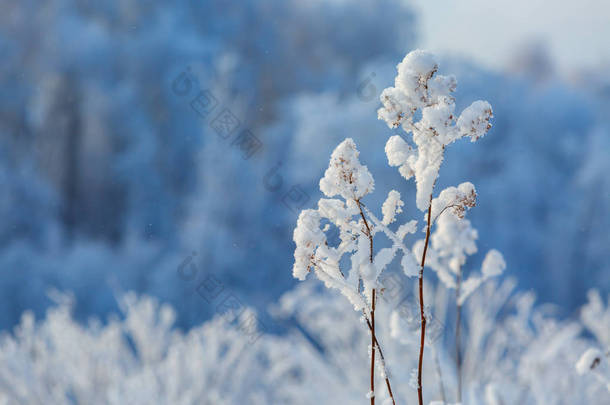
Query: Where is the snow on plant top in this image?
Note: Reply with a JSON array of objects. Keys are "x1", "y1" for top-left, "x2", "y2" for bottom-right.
[
  {"x1": 292, "y1": 138, "x2": 378, "y2": 310},
  {"x1": 293, "y1": 209, "x2": 325, "y2": 281},
  {"x1": 319, "y1": 138, "x2": 374, "y2": 201},
  {"x1": 378, "y1": 50, "x2": 493, "y2": 211}
]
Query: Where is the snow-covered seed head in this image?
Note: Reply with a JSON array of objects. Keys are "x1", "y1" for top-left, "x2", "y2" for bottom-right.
[
  {"x1": 396, "y1": 50, "x2": 438, "y2": 105},
  {"x1": 457, "y1": 100, "x2": 493, "y2": 142},
  {"x1": 451, "y1": 183, "x2": 477, "y2": 219},
  {"x1": 292, "y1": 209, "x2": 325, "y2": 280},
  {"x1": 319, "y1": 138, "x2": 374, "y2": 201},
  {"x1": 378, "y1": 50, "x2": 440, "y2": 129},
  {"x1": 431, "y1": 182, "x2": 477, "y2": 220},
  {"x1": 379, "y1": 87, "x2": 413, "y2": 128},
  {"x1": 380, "y1": 50, "x2": 493, "y2": 212}
]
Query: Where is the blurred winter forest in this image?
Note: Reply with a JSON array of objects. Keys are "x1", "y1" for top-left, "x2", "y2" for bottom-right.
[
  {"x1": 1, "y1": 0, "x2": 610, "y2": 403},
  {"x1": 2, "y1": 0, "x2": 608, "y2": 330}
]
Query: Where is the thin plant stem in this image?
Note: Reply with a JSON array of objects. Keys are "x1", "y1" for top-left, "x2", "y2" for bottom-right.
[
  {"x1": 417, "y1": 196, "x2": 433, "y2": 405},
  {"x1": 357, "y1": 200, "x2": 374, "y2": 263}
]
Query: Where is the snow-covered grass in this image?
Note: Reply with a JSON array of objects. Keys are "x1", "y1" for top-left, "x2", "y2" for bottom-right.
[{"x1": 0, "y1": 283, "x2": 607, "y2": 404}]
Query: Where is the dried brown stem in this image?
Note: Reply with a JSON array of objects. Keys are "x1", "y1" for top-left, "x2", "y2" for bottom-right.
[
  {"x1": 417, "y1": 197, "x2": 433, "y2": 405},
  {"x1": 357, "y1": 200, "x2": 374, "y2": 263},
  {"x1": 432, "y1": 203, "x2": 461, "y2": 224}
]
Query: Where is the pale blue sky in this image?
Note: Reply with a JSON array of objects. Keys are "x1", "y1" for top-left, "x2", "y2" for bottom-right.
[{"x1": 410, "y1": 0, "x2": 610, "y2": 75}]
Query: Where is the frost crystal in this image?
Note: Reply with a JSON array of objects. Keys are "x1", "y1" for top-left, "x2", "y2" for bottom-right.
[{"x1": 382, "y1": 190, "x2": 404, "y2": 225}]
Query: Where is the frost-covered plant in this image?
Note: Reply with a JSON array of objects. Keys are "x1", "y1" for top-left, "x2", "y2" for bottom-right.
[
  {"x1": 0, "y1": 292, "x2": 358, "y2": 405},
  {"x1": 2, "y1": 284, "x2": 609, "y2": 404},
  {"x1": 377, "y1": 50, "x2": 494, "y2": 405},
  {"x1": 292, "y1": 137, "x2": 416, "y2": 404},
  {"x1": 291, "y1": 49, "x2": 496, "y2": 405}
]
